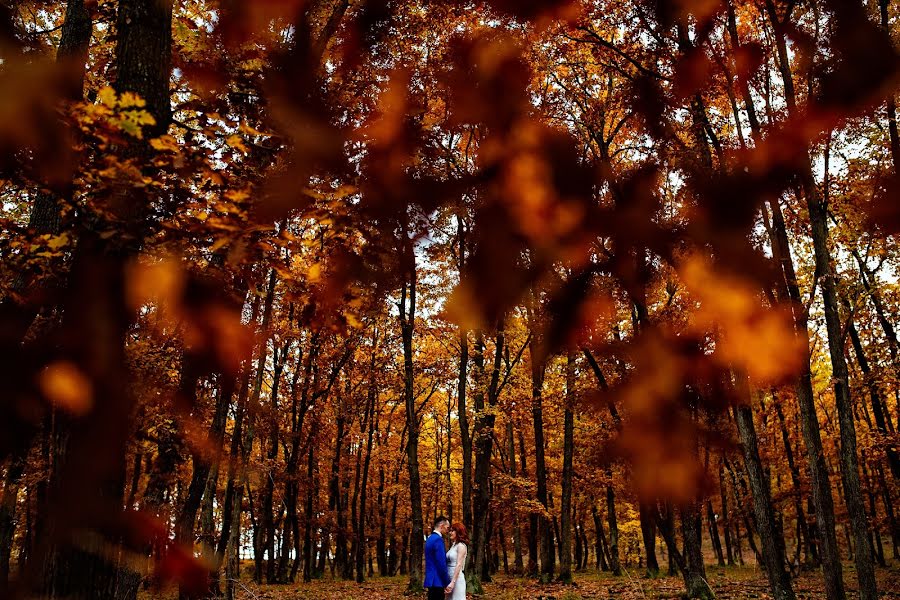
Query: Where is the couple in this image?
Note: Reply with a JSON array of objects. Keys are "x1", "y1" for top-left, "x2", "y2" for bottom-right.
[{"x1": 424, "y1": 516, "x2": 468, "y2": 600}]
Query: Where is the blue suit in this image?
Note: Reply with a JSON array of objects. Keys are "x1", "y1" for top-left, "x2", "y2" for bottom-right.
[{"x1": 424, "y1": 531, "x2": 450, "y2": 589}]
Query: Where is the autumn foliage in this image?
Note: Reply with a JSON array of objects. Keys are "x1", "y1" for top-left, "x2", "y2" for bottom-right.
[{"x1": 0, "y1": 0, "x2": 899, "y2": 599}]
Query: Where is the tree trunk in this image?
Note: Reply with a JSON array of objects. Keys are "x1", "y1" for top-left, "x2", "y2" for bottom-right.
[
  {"x1": 506, "y1": 419, "x2": 524, "y2": 574},
  {"x1": 38, "y1": 0, "x2": 170, "y2": 596},
  {"x1": 399, "y1": 257, "x2": 425, "y2": 592},
  {"x1": 606, "y1": 483, "x2": 622, "y2": 575},
  {"x1": 639, "y1": 503, "x2": 660, "y2": 577},
  {"x1": 764, "y1": 0, "x2": 870, "y2": 594},
  {"x1": 734, "y1": 383, "x2": 795, "y2": 600},
  {"x1": 706, "y1": 500, "x2": 725, "y2": 567},
  {"x1": 0, "y1": 455, "x2": 25, "y2": 588},
  {"x1": 765, "y1": 192, "x2": 846, "y2": 600},
  {"x1": 470, "y1": 325, "x2": 505, "y2": 591},
  {"x1": 558, "y1": 351, "x2": 575, "y2": 583},
  {"x1": 803, "y1": 155, "x2": 877, "y2": 600},
  {"x1": 356, "y1": 332, "x2": 379, "y2": 583}
]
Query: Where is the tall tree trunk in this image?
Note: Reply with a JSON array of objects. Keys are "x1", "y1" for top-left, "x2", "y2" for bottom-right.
[
  {"x1": 734, "y1": 380, "x2": 795, "y2": 600},
  {"x1": 519, "y1": 428, "x2": 538, "y2": 577},
  {"x1": 470, "y1": 325, "x2": 506, "y2": 591},
  {"x1": 765, "y1": 192, "x2": 845, "y2": 600},
  {"x1": 531, "y1": 355, "x2": 552, "y2": 581},
  {"x1": 558, "y1": 351, "x2": 575, "y2": 583},
  {"x1": 803, "y1": 149, "x2": 877, "y2": 600},
  {"x1": 399, "y1": 252, "x2": 425, "y2": 592},
  {"x1": 39, "y1": 0, "x2": 171, "y2": 596},
  {"x1": 718, "y1": 464, "x2": 735, "y2": 566},
  {"x1": 764, "y1": 1, "x2": 871, "y2": 594},
  {"x1": 356, "y1": 331, "x2": 379, "y2": 583},
  {"x1": 261, "y1": 343, "x2": 287, "y2": 583},
  {"x1": 606, "y1": 483, "x2": 622, "y2": 575},
  {"x1": 639, "y1": 503, "x2": 660, "y2": 576},
  {"x1": 507, "y1": 420, "x2": 524, "y2": 574}
]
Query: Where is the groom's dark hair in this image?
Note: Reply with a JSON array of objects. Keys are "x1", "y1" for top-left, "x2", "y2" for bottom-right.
[{"x1": 433, "y1": 515, "x2": 449, "y2": 528}]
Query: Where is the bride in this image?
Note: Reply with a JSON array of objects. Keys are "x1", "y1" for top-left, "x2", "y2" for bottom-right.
[{"x1": 445, "y1": 523, "x2": 468, "y2": 599}]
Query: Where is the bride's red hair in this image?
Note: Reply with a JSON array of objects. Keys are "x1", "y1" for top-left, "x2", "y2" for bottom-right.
[{"x1": 450, "y1": 522, "x2": 469, "y2": 544}]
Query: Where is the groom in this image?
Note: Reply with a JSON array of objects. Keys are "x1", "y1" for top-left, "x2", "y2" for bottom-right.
[{"x1": 424, "y1": 515, "x2": 450, "y2": 600}]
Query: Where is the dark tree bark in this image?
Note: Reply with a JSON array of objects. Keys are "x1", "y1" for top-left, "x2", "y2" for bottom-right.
[
  {"x1": 0, "y1": 455, "x2": 25, "y2": 588},
  {"x1": 38, "y1": 1, "x2": 171, "y2": 597},
  {"x1": 847, "y1": 315, "x2": 900, "y2": 479},
  {"x1": 506, "y1": 420, "x2": 524, "y2": 574},
  {"x1": 718, "y1": 464, "x2": 735, "y2": 566},
  {"x1": 765, "y1": 193, "x2": 845, "y2": 600},
  {"x1": 530, "y1": 343, "x2": 553, "y2": 582},
  {"x1": 261, "y1": 343, "x2": 288, "y2": 583},
  {"x1": 764, "y1": 1, "x2": 871, "y2": 595},
  {"x1": 469, "y1": 324, "x2": 507, "y2": 591},
  {"x1": 734, "y1": 380, "x2": 795, "y2": 600},
  {"x1": 772, "y1": 394, "x2": 816, "y2": 565},
  {"x1": 558, "y1": 351, "x2": 575, "y2": 583},
  {"x1": 355, "y1": 330, "x2": 379, "y2": 583},
  {"x1": 802, "y1": 149, "x2": 877, "y2": 600},
  {"x1": 398, "y1": 249, "x2": 425, "y2": 592},
  {"x1": 639, "y1": 503, "x2": 660, "y2": 577},
  {"x1": 706, "y1": 500, "x2": 725, "y2": 567}
]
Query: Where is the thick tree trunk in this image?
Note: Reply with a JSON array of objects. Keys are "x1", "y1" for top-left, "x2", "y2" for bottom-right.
[
  {"x1": 0, "y1": 455, "x2": 25, "y2": 588},
  {"x1": 592, "y1": 503, "x2": 608, "y2": 572},
  {"x1": 38, "y1": 1, "x2": 170, "y2": 597},
  {"x1": 680, "y1": 504, "x2": 713, "y2": 600},
  {"x1": 639, "y1": 503, "x2": 660, "y2": 576},
  {"x1": 734, "y1": 383, "x2": 795, "y2": 600}
]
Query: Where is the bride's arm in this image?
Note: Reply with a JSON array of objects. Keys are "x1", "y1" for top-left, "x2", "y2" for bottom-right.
[{"x1": 450, "y1": 544, "x2": 467, "y2": 588}]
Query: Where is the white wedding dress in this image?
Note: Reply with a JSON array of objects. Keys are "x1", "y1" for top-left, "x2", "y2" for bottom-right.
[{"x1": 446, "y1": 542, "x2": 467, "y2": 599}]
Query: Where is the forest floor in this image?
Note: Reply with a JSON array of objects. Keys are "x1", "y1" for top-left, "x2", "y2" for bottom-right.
[{"x1": 143, "y1": 563, "x2": 900, "y2": 599}]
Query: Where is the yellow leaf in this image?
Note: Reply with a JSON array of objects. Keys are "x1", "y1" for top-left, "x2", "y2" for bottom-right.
[
  {"x1": 118, "y1": 91, "x2": 147, "y2": 108},
  {"x1": 150, "y1": 135, "x2": 180, "y2": 152},
  {"x1": 226, "y1": 134, "x2": 249, "y2": 154},
  {"x1": 46, "y1": 233, "x2": 70, "y2": 251},
  {"x1": 98, "y1": 86, "x2": 117, "y2": 108}
]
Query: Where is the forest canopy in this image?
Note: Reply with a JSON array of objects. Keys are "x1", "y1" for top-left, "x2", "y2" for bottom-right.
[{"x1": 0, "y1": 0, "x2": 899, "y2": 599}]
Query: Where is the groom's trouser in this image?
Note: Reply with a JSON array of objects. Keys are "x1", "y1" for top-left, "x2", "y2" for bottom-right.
[{"x1": 427, "y1": 587, "x2": 444, "y2": 600}]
